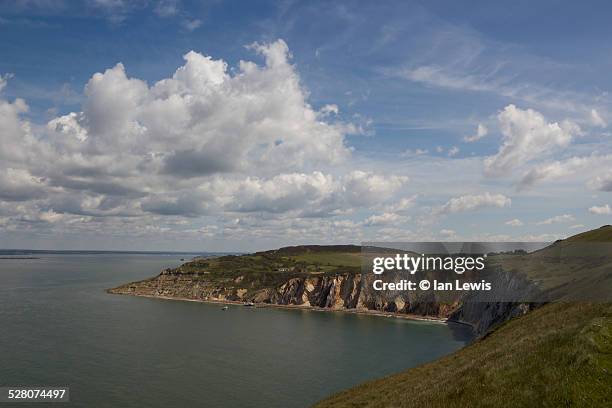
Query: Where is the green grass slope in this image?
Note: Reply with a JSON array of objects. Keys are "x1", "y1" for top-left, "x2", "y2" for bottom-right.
[
  {"x1": 489, "y1": 225, "x2": 612, "y2": 299},
  {"x1": 314, "y1": 226, "x2": 612, "y2": 408},
  {"x1": 564, "y1": 225, "x2": 612, "y2": 243},
  {"x1": 314, "y1": 302, "x2": 612, "y2": 408}
]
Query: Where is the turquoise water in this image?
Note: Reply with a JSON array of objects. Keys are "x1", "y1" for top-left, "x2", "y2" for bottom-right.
[{"x1": 0, "y1": 253, "x2": 473, "y2": 407}]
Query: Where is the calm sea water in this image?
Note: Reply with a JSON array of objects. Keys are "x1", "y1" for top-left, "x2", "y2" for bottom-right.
[{"x1": 0, "y1": 253, "x2": 473, "y2": 408}]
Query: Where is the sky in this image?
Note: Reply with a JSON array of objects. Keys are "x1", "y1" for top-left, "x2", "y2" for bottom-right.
[{"x1": 0, "y1": 0, "x2": 611, "y2": 251}]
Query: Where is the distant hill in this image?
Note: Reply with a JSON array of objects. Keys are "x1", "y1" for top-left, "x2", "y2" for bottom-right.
[
  {"x1": 260, "y1": 245, "x2": 362, "y2": 256},
  {"x1": 562, "y1": 224, "x2": 612, "y2": 243},
  {"x1": 496, "y1": 225, "x2": 612, "y2": 302}
]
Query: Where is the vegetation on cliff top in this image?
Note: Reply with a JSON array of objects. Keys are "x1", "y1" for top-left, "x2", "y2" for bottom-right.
[
  {"x1": 124, "y1": 245, "x2": 363, "y2": 294},
  {"x1": 176, "y1": 245, "x2": 361, "y2": 275}
]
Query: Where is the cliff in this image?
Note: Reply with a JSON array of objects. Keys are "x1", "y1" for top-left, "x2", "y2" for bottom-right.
[
  {"x1": 108, "y1": 246, "x2": 539, "y2": 335},
  {"x1": 109, "y1": 226, "x2": 612, "y2": 335}
]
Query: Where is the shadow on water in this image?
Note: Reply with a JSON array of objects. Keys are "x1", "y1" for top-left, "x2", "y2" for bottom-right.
[{"x1": 447, "y1": 320, "x2": 476, "y2": 342}]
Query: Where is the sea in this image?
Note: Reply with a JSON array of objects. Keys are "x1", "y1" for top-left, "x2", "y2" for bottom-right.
[{"x1": 0, "y1": 251, "x2": 473, "y2": 408}]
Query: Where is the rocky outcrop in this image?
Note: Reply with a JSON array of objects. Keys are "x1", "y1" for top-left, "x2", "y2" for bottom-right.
[{"x1": 447, "y1": 266, "x2": 541, "y2": 334}]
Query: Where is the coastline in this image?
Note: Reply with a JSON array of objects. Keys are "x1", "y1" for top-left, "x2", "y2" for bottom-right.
[{"x1": 107, "y1": 290, "x2": 475, "y2": 329}]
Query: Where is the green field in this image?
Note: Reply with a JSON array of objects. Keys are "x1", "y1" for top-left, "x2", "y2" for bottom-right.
[
  {"x1": 288, "y1": 251, "x2": 362, "y2": 268},
  {"x1": 156, "y1": 246, "x2": 362, "y2": 294}
]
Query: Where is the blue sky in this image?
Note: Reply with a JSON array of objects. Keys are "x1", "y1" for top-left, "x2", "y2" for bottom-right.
[
  {"x1": 0, "y1": 0, "x2": 611, "y2": 250},
  {"x1": 3, "y1": 0, "x2": 611, "y2": 157}
]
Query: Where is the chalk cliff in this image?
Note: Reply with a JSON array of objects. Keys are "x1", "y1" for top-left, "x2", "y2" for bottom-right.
[{"x1": 108, "y1": 260, "x2": 536, "y2": 335}]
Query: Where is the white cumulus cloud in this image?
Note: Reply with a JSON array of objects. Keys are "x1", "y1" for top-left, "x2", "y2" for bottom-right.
[
  {"x1": 520, "y1": 154, "x2": 612, "y2": 188},
  {"x1": 463, "y1": 123, "x2": 488, "y2": 142},
  {"x1": 0, "y1": 40, "x2": 373, "y2": 228},
  {"x1": 505, "y1": 218, "x2": 523, "y2": 227},
  {"x1": 589, "y1": 204, "x2": 611, "y2": 215},
  {"x1": 342, "y1": 171, "x2": 408, "y2": 207},
  {"x1": 485, "y1": 105, "x2": 577, "y2": 176}
]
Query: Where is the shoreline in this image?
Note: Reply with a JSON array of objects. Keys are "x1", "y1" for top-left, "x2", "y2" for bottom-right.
[{"x1": 107, "y1": 290, "x2": 475, "y2": 330}]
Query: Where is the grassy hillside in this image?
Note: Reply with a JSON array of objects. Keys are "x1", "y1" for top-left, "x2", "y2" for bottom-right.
[
  {"x1": 185, "y1": 246, "x2": 361, "y2": 274},
  {"x1": 477, "y1": 225, "x2": 612, "y2": 301},
  {"x1": 314, "y1": 226, "x2": 612, "y2": 407},
  {"x1": 314, "y1": 302, "x2": 612, "y2": 407},
  {"x1": 564, "y1": 225, "x2": 612, "y2": 243}
]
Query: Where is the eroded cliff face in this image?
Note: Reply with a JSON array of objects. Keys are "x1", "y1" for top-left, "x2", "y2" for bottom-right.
[{"x1": 109, "y1": 269, "x2": 535, "y2": 336}]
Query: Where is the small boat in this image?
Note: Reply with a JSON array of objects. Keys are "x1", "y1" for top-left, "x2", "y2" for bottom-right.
[
  {"x1": 244, "y1": 302, "x2": 255, "y2": 307},
  {"x1": 221, "y1": 306, "x2": 229, "y2": 310},
  {"x1": 180, "y1": 258, "x2": 185, "y2": 261}
]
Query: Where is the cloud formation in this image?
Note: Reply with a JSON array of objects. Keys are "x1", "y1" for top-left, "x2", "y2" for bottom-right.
[
  {"x1": 485, "y1": 105, "x2": 577, "y2": 176},
  {"x1": 0, "y1": 30, "x2": 607, "y2": 249},
  {"x1": 363, "y1": 212, "x2": 407, "y2": 226},
  {"x1": 438, "y1": 192, "x2": 511, "y2": 214},
  {"x1": 0, "y1": 40, "x2": 415, "y2": 242},
  {"x1": 536, "y1": 214, "x2": 575, "y2": 225},
  {"x1": 463, "y1": 123, "x2": 488, "y2": 143},
  {"x1": 519, "y1": 154, "x2": 612, "y2": 189},
  {"x1": 590, "y1": 109, "x2": 606, "y2": 128},
  {"x1": 505, "y1": 218, "x2": 523, "y2": 227},
  {"x1": 589, "y1": 204, "x2": 611, "y2": 215},
  {"x1": 588, "y1": 172, "x2": 612, "y2": 192}
]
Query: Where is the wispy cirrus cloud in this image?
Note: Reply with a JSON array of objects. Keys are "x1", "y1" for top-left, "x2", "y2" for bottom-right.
[{"x1": 383, "y1": 19, "x2": 610, "y2": 121}]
